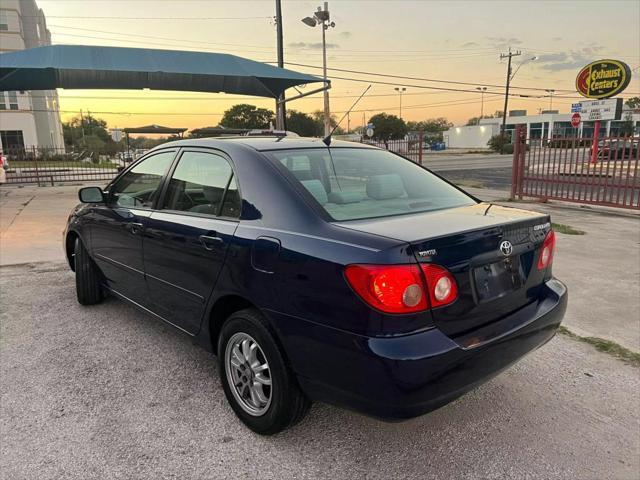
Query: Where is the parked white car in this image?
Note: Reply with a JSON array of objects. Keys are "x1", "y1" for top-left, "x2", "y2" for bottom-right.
[{"x1": 0, "y1": 149, "x2": 7, "y2": 184}]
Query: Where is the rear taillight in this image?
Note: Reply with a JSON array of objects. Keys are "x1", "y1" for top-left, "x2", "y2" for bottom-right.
[
  {"x1": 537, "y1": 230, "x2": 556, "y2": 270},
  {"x1": 344, "y1": 264, "x2": 427, "y2": 313},
  {"x1": 420, "y1": 264, "x2": 458, "y2": 308},
  {"x1": 344, "y1": 263, "x2": 458, "y2": 314}
]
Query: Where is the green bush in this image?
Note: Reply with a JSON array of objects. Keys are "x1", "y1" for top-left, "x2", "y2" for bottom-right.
[{"x1": 487, "y1": 134, "x2": 509, "y2": 153}]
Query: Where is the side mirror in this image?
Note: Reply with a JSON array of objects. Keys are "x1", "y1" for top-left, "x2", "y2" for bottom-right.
[
  {"x1": 117, "y1": 166, "x2": 125, "y2": 173},
  {"x1": 78, "y1": 186, "x2": 105, "y2": 204}
]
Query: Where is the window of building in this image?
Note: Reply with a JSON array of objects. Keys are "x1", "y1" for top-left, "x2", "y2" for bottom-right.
[
  {"x1": 0, "y1": 93, "x2": 6, "y2": 110},
  {"x1": 0, "y1": 11, "x2": 9, "y2": 31},
  {"x1": 7, "y1": 91, "x2": 18, "y2": 110},
  {"x1": 0, "y1": 131, "x2": 26, "y2": 152}
]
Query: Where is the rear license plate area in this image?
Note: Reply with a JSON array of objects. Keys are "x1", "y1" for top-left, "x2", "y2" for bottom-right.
[{"x1": 473, "y1": 256, "x2": 524, "y2": 303}]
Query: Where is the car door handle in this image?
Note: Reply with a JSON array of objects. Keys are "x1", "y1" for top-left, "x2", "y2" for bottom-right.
[
  {"x1": 199, "y1": 234, "x2": 223, "y2": 250},
  {"x1": 129, "y1": 222, "x2": 144, "y2": 235}
]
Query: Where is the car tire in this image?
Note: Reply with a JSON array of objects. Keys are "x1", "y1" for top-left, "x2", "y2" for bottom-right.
[
  {"x1": 218, "y1": 308, "x2": 310, "y2": 435},
  {"x1": 74, "y1": 238, "x2": 103, "y2": 305}
]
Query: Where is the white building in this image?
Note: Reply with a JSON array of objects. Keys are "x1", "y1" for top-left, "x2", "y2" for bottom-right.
[
  {"x1": 0, "y1": 0, "x2": 64, "y2": 153},
  {"x1": 445, "y1": 108, "x2": 640, "y2": 149}
]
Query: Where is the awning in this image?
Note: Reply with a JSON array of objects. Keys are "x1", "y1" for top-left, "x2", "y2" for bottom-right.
[
  {"x1": 123, "y1": 124, "x2": 187, "y2": 135},
  {"x1": 0, "y1": 45, "x2": 323, "y2": 98}
]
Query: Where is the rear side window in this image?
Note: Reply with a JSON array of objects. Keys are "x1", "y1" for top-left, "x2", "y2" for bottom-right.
[
  {"x1": 163, "y1": 151, "x2": 241, "y2": 218},
  {"x1": 268, "y1": 148, "x2": 475, "y2": 221}
]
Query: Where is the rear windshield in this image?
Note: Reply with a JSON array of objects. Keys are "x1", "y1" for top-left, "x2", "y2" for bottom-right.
[{"x1": 267, "y1": 148, "x2": 476, "y2": 221}]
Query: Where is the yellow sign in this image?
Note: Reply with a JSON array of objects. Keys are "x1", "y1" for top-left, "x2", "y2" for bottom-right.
[{"x1": 576, "y1": 60, "x2": 631, "y2": 99}]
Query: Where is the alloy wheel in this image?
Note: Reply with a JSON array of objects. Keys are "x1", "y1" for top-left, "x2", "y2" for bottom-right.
[{"x1": 224, "y1": 332, "x2": 272, "y2": 416}]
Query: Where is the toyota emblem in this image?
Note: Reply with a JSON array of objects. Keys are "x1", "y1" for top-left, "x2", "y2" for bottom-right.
[{"x1": 500, "y1": 240, "x2": 513, "y2": 256}]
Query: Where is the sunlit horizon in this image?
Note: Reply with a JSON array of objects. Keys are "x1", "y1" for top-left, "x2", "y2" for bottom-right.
[{"x1": 30, "y1": 0, "x2": 640, "y2": 131}]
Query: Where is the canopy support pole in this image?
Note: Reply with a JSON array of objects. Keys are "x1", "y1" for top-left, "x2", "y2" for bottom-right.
[{"x1": 278, "y1": 83, "x2": 331, "y2": 105}]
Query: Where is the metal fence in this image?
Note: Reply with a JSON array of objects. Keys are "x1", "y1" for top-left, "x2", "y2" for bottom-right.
[
  {"x1": 361, "y1": 133, "x2": 427, "y2": 164},
  {"x1": 511, "y1": 125, "x2": 640, "y2": 210},
  {"x1": 2, "y1": 146, "x2": 131, "y2": 185}
]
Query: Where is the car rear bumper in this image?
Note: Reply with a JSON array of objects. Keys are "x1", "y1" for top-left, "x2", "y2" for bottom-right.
[{"x1": 268, "y1": 278, "x2": 567, "y2": 420}]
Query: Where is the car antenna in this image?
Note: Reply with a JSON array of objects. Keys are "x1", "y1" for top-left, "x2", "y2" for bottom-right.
[{"x1": 323, "y1": 84, "x2": 372, "y2": 147}]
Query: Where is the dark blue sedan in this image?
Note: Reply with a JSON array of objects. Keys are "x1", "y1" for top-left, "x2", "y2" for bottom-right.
[{"x1": 64, "y1": 136, "x2": 567, "y2": 434}]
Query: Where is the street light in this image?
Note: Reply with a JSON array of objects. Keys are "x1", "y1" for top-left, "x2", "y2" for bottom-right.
[
  {"x1": 476, "y1": 86, "x2": 487, "y2": 118},
  {"x1": 301, "y1": 2, "x2": 335, "y2": 136},
  {"x1": 510, "y1": 55, "x2": 537, "y2": 81},
  {"x1": 394, "y1": 87, "x2": 406, "y2": 119},
  {"x1": 545, "y1": 89, "x2": 555, "y2": 110}
]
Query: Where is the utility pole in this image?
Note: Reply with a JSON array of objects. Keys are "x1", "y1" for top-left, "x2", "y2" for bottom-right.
[
  {"x1": 80, "y1": 109, "x2": 86, "y2": 146},
  {"x1": 275, "y1": 0, "x2": 286, "y2": 130},
  {"x1": 500, "y1": 48, "x2": 521, "y2": 142}
]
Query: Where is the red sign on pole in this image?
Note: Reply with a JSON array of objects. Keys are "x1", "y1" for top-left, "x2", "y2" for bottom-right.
[{"x1": 571, "y1": 112, "x2": 581, "y2": 128}]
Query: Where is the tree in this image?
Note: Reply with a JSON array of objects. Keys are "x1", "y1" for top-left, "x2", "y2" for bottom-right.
[
  {"x1": 466, "y1": 115, "x2": 495, "y2": 126},
  {"x1": 220, "y1": 104, "x2": 275, "y2": 129},
  {"x1": 286, "y1": 110, "x2": 320, "y2": 137},
  {"x1": 310, "y1": 110, "x2": 344, "y2": 135},
  {"x1": 624, "y1": 97, "x2": 640, "y2": 110},
  {"x1": 368, "y1": 113, "x2": 407, "y2": 140},
  {"x1": 406, "y1": 117, "x2": 453, "y2": 141},
  {"x1": 63, "y1": 114, "x2": 112, "y2": 147}
]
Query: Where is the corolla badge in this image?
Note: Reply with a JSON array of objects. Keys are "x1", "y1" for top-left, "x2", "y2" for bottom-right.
[{"x1": 500, "y1": 240, "x2": 513, "y2": 256}]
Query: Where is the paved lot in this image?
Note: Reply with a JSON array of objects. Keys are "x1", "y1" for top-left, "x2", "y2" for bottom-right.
[
  {"x1": 1, "y1": 263, "x2": 639, "y2": 480},
  {"x1": 1, "y1": 183, "x2": 639, "y2": 479}
]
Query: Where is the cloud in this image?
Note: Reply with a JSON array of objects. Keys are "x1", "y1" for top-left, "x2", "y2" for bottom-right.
[
  {"x1": 288, "y1": 41, "x2": 340, "y2": 50},
  {"x1": 485, "y1": 36, "x2": 523, "y2": 49},
  {"x1": 460, "y1": 42, "x2": 478, "y2": 48},
  {"x1": 535, "y1": 48, "x2": 605, "y2": 72},
  {"x1": 552, "y1": 36, "x2": 563, "y2": 42},
  {"x1": 338, "y1": 31, "x2": 352, "y2": 39}
]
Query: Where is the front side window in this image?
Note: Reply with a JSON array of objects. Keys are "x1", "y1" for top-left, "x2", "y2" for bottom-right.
[
  {"x1": 163, "y1": 151, "x2": 241, "y2": 218},
  {"x1": 109, "y1": 151, "x2": 175, "y2": 208},
  {"x1": 268, "y1": 148, "x2": 475, "y2": 221}
]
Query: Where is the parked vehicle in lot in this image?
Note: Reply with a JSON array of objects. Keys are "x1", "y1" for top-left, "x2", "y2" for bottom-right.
[
  {"x1": 593, "y1": 138, "x2": 639, "y2": 159},
  {"x1": 64, "y1": 136, "x2": 567, "y2": 434},
  {"x1": 0, "y1": 148, "x2": 7, "y2": 184}
]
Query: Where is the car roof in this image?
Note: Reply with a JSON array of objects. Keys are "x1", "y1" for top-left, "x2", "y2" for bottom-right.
[{"x1": 152, "y1": 136, "x2": 379, "y2": 152}]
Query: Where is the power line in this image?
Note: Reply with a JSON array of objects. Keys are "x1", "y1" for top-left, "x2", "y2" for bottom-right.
[
  {"x1": 18, "y1": 15, "x2": 273, "y2": 20},
  {"x1": 284, "y1": 62, "x2": 578, "y2": 93},
  {"x1": 48, "y1": 29, "x2": 500, "y2": 60}
]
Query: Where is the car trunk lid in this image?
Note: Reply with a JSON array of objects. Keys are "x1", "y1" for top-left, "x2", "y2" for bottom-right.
[{"x1": 335, "y1": 203, "x2": 552, "y2": 338}]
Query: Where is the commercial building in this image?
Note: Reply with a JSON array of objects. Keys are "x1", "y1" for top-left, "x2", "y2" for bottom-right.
[
  {"x1": 445, "y1": 107, "x2": 640, "y2": 149},
  {"x1": 0, "y1": 0, "x2": 64, "y2": 152}
]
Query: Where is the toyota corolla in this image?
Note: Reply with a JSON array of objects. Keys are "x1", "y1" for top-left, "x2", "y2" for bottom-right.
[{"x1": 64, "y1": 136, "x2": 567, "y2": 434}]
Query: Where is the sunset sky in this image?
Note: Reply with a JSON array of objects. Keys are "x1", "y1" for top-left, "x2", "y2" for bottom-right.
[{"x1": 36, "y1": 0, "x2": 640, "y2": 131}]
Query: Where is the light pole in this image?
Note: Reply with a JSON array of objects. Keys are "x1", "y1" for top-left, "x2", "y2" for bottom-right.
[
  {"x1": 394, "y1": 87, "x2": 406, "y2": 119},
  {"x1": 302, "y1": 2, "x2": 335, "y2": 136},
  {"x1": 475, "y1": 86, "x2": 487, "y2": 118},
  {"x1": 545, "y1": 89, "x2": 555, "y2": 110}
]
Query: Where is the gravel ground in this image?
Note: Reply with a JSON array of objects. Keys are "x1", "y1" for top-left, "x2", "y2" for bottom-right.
[{"x1": 1, "y1": 263, "x2": 639, "y2": 480}]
